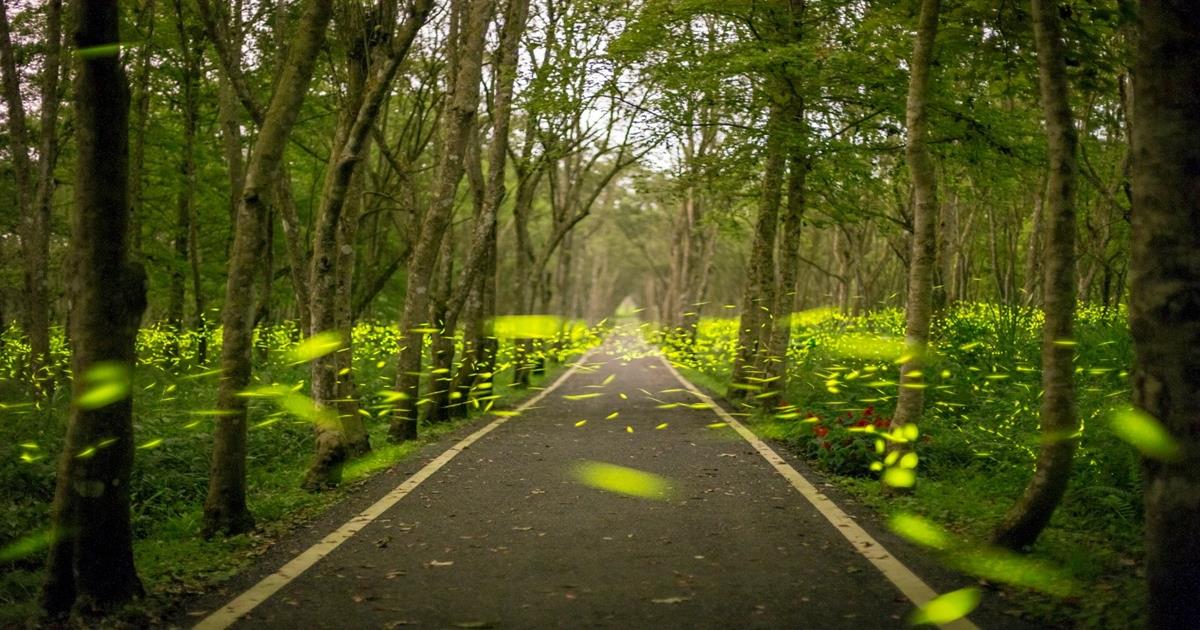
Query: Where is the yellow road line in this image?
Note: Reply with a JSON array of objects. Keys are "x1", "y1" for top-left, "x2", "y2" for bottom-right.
[
  {"x1": 194, "y1": 351, "x2": 595, "y2": 630},
  {"x1": 658, "y1": 357, "x2": 979, "y2": 630}
]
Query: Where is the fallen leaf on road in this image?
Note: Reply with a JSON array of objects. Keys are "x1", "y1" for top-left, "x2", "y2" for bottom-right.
[
  {"x1": 425, "y1": 560, "x2": 454, "y2": 568},
  {"x1": 651, "y1": 596, "x2": 691, "y2": 605}
]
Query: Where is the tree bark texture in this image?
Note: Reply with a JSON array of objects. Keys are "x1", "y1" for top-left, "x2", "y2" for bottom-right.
[
  {"x1": 891, "y1": 0, "x2": 940, "y2": 435},
  {"x1": 0, "y1": 0, "x2": 62, "y2": 398},
  {"x1": 727, "y1": 105, "x2": 785, "y2": 402},
  {"x1": 1130, "y1": 3, "x2": 1200, "y2": 627},
  {"x1": 41, "y1": 0, "x2": 147, "y2": 615},
  {"x1": 391, "y1": 0, "x2": 494, "y2": 441},
  {"x1": 204, "y1": 0, "x2": 335, "y2": 536},
  {"x1": 992, "y1": 0, "x2": 1079, "y2": 550}
]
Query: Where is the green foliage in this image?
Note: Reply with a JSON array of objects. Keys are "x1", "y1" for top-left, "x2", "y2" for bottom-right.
[
  {"x1": 0, "y1": 320, "x2": 601, "y2": 624},
  {"x1": 653, "y1": 301, "x2": 1143, "y2": 627}
]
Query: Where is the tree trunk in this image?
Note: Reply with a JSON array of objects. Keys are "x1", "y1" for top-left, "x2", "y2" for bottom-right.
[
  {"x1": 41, "y1": 1, "x2": 147, "y2": 615},
  {"x1": 424, "y1": 230, "x2": 456, "y2": 424},
  {"x1": 992, "y1": 0, "x2": 1079, "y2": 550},
  {"x1": 727, "y1": 105, "x2": 785, "y2": 402},
  {"x1": 203, "y1": 0, "x2": 335, "y2": 536},
  {"x1": 128, "y1": 0, "x2": 156, "y2": 259},
  {"x1": 0, "y1": 0, "x2": 61, "y2": 398},
  {"x1": 391, "y1": 0, "x2": 493, "y2": 441},
  {"x1": 1130, "y1": 3, "x2": 1200, "y2": 627},
  {"x1": 1021, "y1": 188, "x2": 1045, "y2": 307},
  {"x1": 764, "y1": 135, "x2": 807, "y2": 407},
  {"x1": 891, "y1": 0, "x2": 940, "y2": 442},
  {"x1": 168, "y1": 0, "x2": 201, "y2": 362}
]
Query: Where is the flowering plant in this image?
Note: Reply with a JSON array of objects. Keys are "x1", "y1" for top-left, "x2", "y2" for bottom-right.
[{"x1": 801, "y1": 406, "x2": 893, "y2": 476}]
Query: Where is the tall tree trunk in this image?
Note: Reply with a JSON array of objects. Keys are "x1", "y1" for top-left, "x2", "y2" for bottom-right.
[
  {"x1": 41, "y1": 1, "x2": 147, "y2": 614},
  {"x1": 727, "y1": 105, "x2": 785, "y2": 402},
  {"x1": 305, "y1": 0, "x2": 433, "y2": 486},
  {"x1": 0, "y1": 0, "x2": 61, "y2": 398},
  {"x1": 992, "y1": 0, "x2": 1078, "y2": 549},
  {"x1": 890, "y1": 0, "x2": 940, "y2": 442},
  {"x1": 129, "y1": 0, "x2": 156, "y2": 259},
  {"x1": 1130, "y1": 3, "x2": 1200, "y2": 626},
  {"x1": 764, "y1": 135, "x2": 807, "y2": 407},
  {"x1": 203, "y1": 0, "x2": 335, "y2": 537},
  {"x1": 391, "y1": 0, "x2": 494, "y2": 442},
  {"x1": 334, "y1": 180, "x2": 366, "y2": 445},
  {"x1": 168, "y1": 0, "x2": 201, "y2": 362}
]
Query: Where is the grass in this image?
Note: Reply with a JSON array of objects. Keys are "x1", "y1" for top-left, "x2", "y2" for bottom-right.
[
  {"x1": 0, "y1": 320, "x2": 601, "y2": 625},
  {"x1": 654, "y1": 303, "x2": 1144, "y2": 628}
]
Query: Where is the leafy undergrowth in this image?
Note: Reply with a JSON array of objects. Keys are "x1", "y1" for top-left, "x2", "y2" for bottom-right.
[
  {"x1": 0, "y1": 320, "x2": 602, "y2": 626},
  {"x1": 656, "y1": 303, "x2": 1144, "y2": 628}
]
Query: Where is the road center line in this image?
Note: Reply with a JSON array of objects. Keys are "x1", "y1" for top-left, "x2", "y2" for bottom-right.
[
  {"x1": 194, "y1": 351, "x2": 595, "y2": 630},
  {"x1": 657, "y1": 356, "x2": 979, "y2": 630}
]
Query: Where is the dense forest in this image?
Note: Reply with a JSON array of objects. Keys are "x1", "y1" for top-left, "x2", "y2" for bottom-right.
[{"x1": 0, "y1": 0, "x2": 1197, "y2": 627}]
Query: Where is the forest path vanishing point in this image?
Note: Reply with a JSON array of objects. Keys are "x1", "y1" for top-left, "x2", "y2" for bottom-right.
[{"x1": 187, "y1": 332, "x2": 1026, "y2": 630}]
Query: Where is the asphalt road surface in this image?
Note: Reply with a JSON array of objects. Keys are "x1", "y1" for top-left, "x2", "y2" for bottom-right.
[{"x1": 184, "y1": 335, "x2": 1034, "y2": 630}]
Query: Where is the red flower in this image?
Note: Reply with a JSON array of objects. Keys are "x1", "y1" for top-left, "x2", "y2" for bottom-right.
[
  {"x1": 815, "y1": 426, "x2": 829, "y2": 438},
  {"x1": 854, "y1": 419, "x2": 869, "y2": 427},
  {"x1": 874, "y1": 419, "x2": 891, "y2": 429},
  {"x1": 864, "y1": 406, "x2": 875, "y2": 416}
]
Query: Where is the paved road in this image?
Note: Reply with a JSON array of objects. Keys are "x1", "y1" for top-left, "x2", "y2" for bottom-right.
[{"x1": 186, "y1": 336, "x2": 1023, "y2": 629}]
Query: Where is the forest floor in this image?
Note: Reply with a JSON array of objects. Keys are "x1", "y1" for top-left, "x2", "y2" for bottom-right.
[{"x1": 170, "y1": 334, "x2": 1037, "y2": 629}]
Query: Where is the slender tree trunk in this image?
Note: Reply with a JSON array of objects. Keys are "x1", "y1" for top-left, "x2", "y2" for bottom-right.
[
  {"x1": 334, "y1": 182, "x2": 366, "y2": 446},
  {"x1": 391, "y1": 0, "x2": 494, "y2": 442},
  {"x1": 0, "y1": 0, "x2": 61, "y2": 398},
  {"x1": 992, "y1": 0, "x2": 1078, "y2": 549},
  {"x1": 305, "y1": 0, "x2": 431, "y2": 486},
  {"x1": 764, "y1": 134, "x2": 807, "y2": 407},
  {"x1": 41, "y1": 1, "x2": 147, "y2": 615},
  {"x1": 1130, "y1": 3, "x2": 1200, "y2": 626},
  {"x1": 129, "y1": 0, "x2": 156, "y2": 259},
  {"x1": 424, "y1": 231, "x2": 456, "y2": 424},
  {"x1": 1021, "y1": 188, "x2": 1045, "y2": 307},
  {"x1": 203, "y1": 0, "x2": 335, "y2": 537},
  {"x1": 891, "y1": 0, "x2": 940, "y2": 441},
  {"x1": 728, "y1": 104, "x2": 786, "y2": 402},
  {"x1": 168, "y1": 0, "x2": 200, "y2": 362}
]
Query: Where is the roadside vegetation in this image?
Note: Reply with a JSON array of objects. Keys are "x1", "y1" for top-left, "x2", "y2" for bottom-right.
[
  {"x1": 654, "y1": 305, "x2": 1142, "y2": 628},
  {"x1": 0, "y1": 321, "x2": 602, "y2": 624}
]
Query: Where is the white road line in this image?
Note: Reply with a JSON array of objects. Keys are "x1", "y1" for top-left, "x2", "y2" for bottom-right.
[
  {"x1": 194, "y1": 352, "x2": 595, "y2": 630},
  {"x1": 658, "y1": 357, "x2": 980, "y2": 630}
]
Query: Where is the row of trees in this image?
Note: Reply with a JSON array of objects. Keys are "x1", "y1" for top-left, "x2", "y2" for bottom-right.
[
  {"x1": 1, "y1": 0, "x2": 653, "y2": 617},
  {"x1": 2, "y1": 0, "x2": 1197, "y2": 626},
  {"x1": 610, "y1": 0, "x2": 1194, "y2": 626}
]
